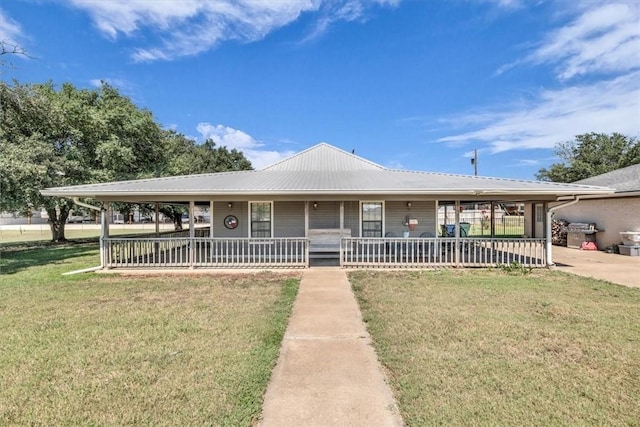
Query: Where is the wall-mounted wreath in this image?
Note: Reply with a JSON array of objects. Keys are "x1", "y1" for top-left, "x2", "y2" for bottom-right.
[{"x1": 224, "y1": 215, "x2": 238, "y2": 229}]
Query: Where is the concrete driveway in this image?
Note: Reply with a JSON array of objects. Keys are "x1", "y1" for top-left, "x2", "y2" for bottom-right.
[{"x1": 551, "y1": 246, "x2": 640, "y2": 288}]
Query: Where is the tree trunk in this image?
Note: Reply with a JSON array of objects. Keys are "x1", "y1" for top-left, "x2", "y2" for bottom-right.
[
  {"x1": 47, "y1": 206, "x2": 69, "y2": 242},
  {"x1": 173, "y1": 215, "x2": 183, "y2": 231}
]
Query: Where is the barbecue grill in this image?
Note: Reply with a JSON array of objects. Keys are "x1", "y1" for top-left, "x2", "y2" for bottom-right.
[{"x1": 566, "y1": 222, "x2": 599, "y2": 249}]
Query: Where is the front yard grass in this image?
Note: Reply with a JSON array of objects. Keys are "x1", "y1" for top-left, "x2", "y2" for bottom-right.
[
  {"x1": 350, "y1": 269, "x2": 640, "y2": 426},
  {"x1": 0, "y1": 227, "x2": 164, "y2": 245},
  {"x1": 0, "y1": 244, "x2": 300, "y2": 426}
]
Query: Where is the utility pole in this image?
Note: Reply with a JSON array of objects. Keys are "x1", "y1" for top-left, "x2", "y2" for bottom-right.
[{"x1": 470, "y1": 149, "x2": 478, "y2": 176}]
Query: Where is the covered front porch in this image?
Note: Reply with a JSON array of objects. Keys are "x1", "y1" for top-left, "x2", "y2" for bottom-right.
[
  {"x1": 98, "y1": 196, "x2": 548, "y2": 269},
  {"x1": 102, "y1": 233, "x2": 546, "y2": 269}
]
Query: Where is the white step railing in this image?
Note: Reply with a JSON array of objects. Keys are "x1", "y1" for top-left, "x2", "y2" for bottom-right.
[{"x1": 341, "y1": 237, "x2": 546, "y2": 268}]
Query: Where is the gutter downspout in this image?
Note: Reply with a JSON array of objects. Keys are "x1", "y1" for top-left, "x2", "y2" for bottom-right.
[
  {"x1": 545, "y1": 196, "x2": 581, "y2": 266},
  {"x1": 69, "y1": 197, "x2": 105, "y2": 273}
]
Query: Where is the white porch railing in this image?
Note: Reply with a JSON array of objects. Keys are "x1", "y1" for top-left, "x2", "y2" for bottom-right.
[
  {"x1": 103, "y1": 236, "x2": 546, "y2": 269},
  {"x1": 193, "y1": 238, "x2": 308, "y2": 268},
  {"x1": 340, "y1": 237, "x2": 547, "y2": 268},
  {"x1": 103, "y1": 237, "x2": 308, "y2": 269}
]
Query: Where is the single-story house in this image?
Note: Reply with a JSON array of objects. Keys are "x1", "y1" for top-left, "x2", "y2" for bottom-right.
[
  {"x1": 551, "y1": 163, "x2": 640, "y2": 249},
  {"x1": 41, "y1": 143, "x2": 612, "y2": 269}
]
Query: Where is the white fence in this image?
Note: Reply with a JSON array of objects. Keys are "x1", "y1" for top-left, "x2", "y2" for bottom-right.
[
  {"x1": 341, "y1": 237, "x2": 546, "y2": 268},
  {"x1": 103, "y1": 236, "x2": 547, "y2": 269},
  {"x1": 104, "y1": 237, "x2": 308, "y2": 269}
]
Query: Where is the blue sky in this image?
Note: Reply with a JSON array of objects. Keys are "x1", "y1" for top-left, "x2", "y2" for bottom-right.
[{"x1": 1, "y1": 0, "x2": 638, "y2": 179}]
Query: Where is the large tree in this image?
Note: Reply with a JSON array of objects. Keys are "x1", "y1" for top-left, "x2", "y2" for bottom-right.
[
  {"x1": 151, "y1": 131, "x2": 253, "y2": 230},
  {"x1": 0, "y1": 81, "x2": 164, "y2": 241},
  {"x1": 1, "y1": 80, "x2": 253, "y2": 240},
  {"x1": 536, "y1": 133, "x2": 640, "y2": 182}
]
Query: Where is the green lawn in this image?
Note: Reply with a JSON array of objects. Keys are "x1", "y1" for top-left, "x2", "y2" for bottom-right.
[
  {"x1": 350, "y1": 269, "x2": 640, "y2": 426},
  {"x1": 0, "y1": 244, "x2": 300, "y2": 426},
  {"x1": 0, "y1": 228, "x2": 162, "y2": 244}
]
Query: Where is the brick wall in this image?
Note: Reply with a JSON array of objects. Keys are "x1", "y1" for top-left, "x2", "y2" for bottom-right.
[{"x1": 556, "y1": 196, "x2": 640, "y2": 248}]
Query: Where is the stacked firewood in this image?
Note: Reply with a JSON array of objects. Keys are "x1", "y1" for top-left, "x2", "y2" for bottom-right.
[{"x1": 552, "y1": 219, "x2": 569, "y2": 246}]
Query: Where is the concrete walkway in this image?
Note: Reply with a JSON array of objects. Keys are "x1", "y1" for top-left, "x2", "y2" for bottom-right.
[
  {"x1": 260, "y1": 268, "x2": 403, "y2": 427},
  {"x1": 552, "y1": 245, "x2": 640, "y2": 288}
]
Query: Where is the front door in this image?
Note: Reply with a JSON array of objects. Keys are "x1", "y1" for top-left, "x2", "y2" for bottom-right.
[{"x1": 534, "y1": 203, "x2": 545, "y2": 238}]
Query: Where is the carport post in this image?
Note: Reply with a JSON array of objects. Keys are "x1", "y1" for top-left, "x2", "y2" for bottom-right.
[{"x1": 546, "y1": 197, "x2": 581, "y2": 267}]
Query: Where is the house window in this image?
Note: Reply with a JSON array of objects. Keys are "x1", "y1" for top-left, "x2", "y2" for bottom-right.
[
  {"x1": 361, "y1": 202, "x2": 383, "y2": 237},
  {"x1": 250, "y1": 202, "x2": 272, "y2": 238},
  {"x1": 536, "y1": 205, "x2": 544, "y2": 223}
]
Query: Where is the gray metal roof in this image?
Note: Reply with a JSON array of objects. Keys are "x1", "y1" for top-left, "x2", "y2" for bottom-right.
[
  {"x1": 575, "y1": 163, "x2": 640, "y2": 193},
  {"x1": 41, "y1": 142, "x2": 613, "y2": 199}
]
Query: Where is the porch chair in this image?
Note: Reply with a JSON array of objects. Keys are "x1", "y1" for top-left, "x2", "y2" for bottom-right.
[
  {"x1": 460, "y1": 222, "x2": 471, "y2": 237},
  {"x1": 418, "y1": 232, "x2": 438, "y2": 260},
  {"x1": 385, "y1": 231, "x2": 398, "y2": 255}
]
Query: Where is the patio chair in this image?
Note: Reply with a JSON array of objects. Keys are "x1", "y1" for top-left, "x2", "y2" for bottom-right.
[
  {"x1": 441, "y1": 224, "x2": 454, "y2": 237},
  {"x1": 385, "y1": 231, "x2": 398, "y2": 255},
  {"x1": 418, "y1": 232, "x2": 438, "y2": 259}
]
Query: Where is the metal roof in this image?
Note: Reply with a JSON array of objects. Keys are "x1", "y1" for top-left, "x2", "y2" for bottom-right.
[
  {"x1": 574, "y1": 163, "x2": 640, "y2": 193},
  {"x1": 41, "y1": 142, "x2": 613, "y2": 199}
]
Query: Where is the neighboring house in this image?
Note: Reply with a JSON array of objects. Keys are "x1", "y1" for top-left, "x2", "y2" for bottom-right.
[
  {"x1": 41, "y1": 143, "x2": 612, "y2": 269},
  {"x1": 552, "y1": 163, "x2": 640, "y2": 249}
]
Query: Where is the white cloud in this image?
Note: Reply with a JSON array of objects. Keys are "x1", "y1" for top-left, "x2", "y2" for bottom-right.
[
  {"x1": 68, "y1": 0, "x2": 398, "y2": 62},
  {"x1": 438, "y1": 71, "x2": 640, "y2": 153},
  {"x1": 196, "y1": 123, "x2": 294, "y2": 169},
  {"x1": 197, "y1": 123, "x2": 261, "y2": 150},
  {"x1": 525, "y1": 3, "x2": 640, "y2": 80},
  {"x1": 439, "y1": 3, "x2": 640, "y2": 154},
  {"x1": 0, "y1": 8, "x2": 24, "y2": 47},
  {"x1": 514, "y1": 159, "x2": 540, "y2": 167},
  {"x1": 478, "y1": 0, "x2": 523, "y2": 9},
  {"x1": 247, "y1": 149, "x2": 296, "y2": 169}
]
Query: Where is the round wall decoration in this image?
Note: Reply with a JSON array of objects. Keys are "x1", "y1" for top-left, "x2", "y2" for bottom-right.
[{"x1": 224, "y1": 215, "x2": 238, "y2": 229}]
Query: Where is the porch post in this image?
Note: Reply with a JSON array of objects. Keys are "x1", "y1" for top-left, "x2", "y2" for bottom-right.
[
  {"x1": 155, "y1": 203, "x2": 160, "y2": 236},
  {"x1": 339, "y1": 201, "x2": 344, "y2": 265},
  {"x1": 435, "y1": 200, "x2": 440, "y2": 237},
  {"x1": 545, "y1": 202, "x2": 553, "y2": 267},
  {"x1": 153, "y1": 203, "x2": 160, "y2": 264},
  {"x1": 304, "y1": 201, "x2": 309, "y2": 267},
  {"x1": 304, "y1": 201, "x2": 309, "y2": 236},
  {"x1": 189, "y1": 200, "x2": 195, "y2": 268},
  {"x1": 209, "y1": 200, "x2": 214, "y2": 237},
  {"x1": 102, "y1": 202, "x2": 110, "y2": 268},
  {"x1": 490, "y1": 201, "x2": 496, "y2": 237},
  {"x1": 454, "y1": 200, "x2": 461, "y2": 266}
]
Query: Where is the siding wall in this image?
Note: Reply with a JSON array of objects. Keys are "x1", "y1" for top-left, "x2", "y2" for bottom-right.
[
  {"x1": 274, "y1": 201, "x2": 305, "y2": 237},
  {"x1": 556, "y1": 197, "x2": 640, "y2": 248},
  {"x1": 309, "y1": 201, "x2": 340, "y2": 229},
  {"x1": 213, "y1": 201, "x2": 248, "y2": 237},
  {"x1": 385, "y1": 201, "x2": 437, "y2": 237},
  {"x1": 343, "y1": 201, "x2": 359, "y2": 237},
  {"x1": 210, "y1": 199, "x2": 438, "y2": 239}
]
